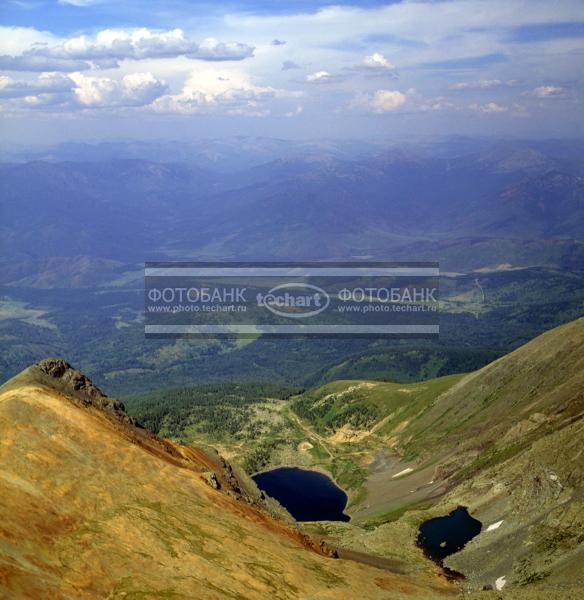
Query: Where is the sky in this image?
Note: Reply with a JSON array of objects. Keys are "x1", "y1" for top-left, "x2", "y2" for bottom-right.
[{"x1": 1, "y1": 0, "x2": 583, "y2": 144}]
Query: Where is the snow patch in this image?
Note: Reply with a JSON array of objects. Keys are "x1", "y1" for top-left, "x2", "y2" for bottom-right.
[
  {"x1": 495, "y1": 576, "x2": 506, "y2": 590},
  {"x1": 392, "y1": 467, "x2": 414, "y2": 478},
  {"x1": 486, "y1": 520, "x2": 504, "y2": 532}
]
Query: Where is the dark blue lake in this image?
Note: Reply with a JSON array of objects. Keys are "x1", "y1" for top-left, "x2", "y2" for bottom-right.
[
  {"x1": 418, "y1": 506, "x2": 482, "y2": 562},
  {"x1": 253, "y1": 467, "x2": 350, "y2": 522}
]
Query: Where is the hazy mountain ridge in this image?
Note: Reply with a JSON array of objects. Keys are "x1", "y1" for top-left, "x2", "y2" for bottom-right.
[{"x1": 1, "y1": 140, "x2": 583, "y2": 273}]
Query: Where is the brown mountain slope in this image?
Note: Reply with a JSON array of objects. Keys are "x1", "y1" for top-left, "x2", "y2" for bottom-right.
[{"x1": 0, "y1": 359, "x2": 455, "y2": 600}]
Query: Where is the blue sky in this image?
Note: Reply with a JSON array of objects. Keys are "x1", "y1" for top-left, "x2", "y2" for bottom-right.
[{"x1": 1, "y1": 0, "x2": 583, "y2": 143}]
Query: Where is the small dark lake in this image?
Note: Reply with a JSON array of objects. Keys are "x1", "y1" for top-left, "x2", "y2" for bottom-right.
[
  {"x1": 418, "y1": 506, "x2": 482, "y2": 562},
  {"x1": 253, "y1": 467, "x2": 350, "y2": 522}
]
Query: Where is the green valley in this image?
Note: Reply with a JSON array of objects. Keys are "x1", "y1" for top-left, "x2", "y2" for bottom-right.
[{"x1": 123, "y1": 316, "x2": 584, "y2": 597}]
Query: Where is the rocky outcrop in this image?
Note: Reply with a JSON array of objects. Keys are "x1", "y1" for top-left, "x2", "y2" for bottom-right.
[
  {"x1": 202, "y1": 471, "x2": 221, "y2": 489},
  {"x1": 9, "y1": 358, "x2": 139, "y2": 427}
]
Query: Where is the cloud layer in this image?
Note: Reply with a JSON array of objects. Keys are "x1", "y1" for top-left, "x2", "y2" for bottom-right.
[
  {"x1": 0, "y1": 27, "x2": 254, "y2": 72},
  {"x1": 0, "y1": 0, "x2": 582, "y2": 136}
]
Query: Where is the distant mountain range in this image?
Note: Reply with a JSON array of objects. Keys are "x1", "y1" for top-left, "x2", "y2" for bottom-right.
[
  {"x1": 1, "y1": 139, "x2": 583, "y2": 283},
  {"x1": 4, "y1": 136, "x2": 584, "y2": 170},
  {"x1": 1, "y1": 138, "x2": 582, "y2": 393}
]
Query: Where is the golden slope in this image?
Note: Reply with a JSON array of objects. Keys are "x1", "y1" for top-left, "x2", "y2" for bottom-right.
[{"x1": 0, "y1": 361, "x2": 455, "y2": 600}]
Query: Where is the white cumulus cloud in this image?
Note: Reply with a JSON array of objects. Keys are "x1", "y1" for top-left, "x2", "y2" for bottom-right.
[
  {"x1": 360, "y1": 89, "x2": 406, "y2": 112},
  {"x1": 351, "y1": 89, "x2": 406, "y2": 112},
  {"x1": 0, "y1": 71, "x2": 167, "y2": 110},
  {"x1": 362, "y1": 53, "x2": 395, "y2": 70},
  {"x1": 306, "y1": 70, "x2": 332, "y2": 82},
  {"x1": 152, "y1": 68, "x2": 298, "y2": 116},
  {"x1": 372, "y1": 90, "x2": 406, "y2": 112},
  {"x1": 70, "y1": 72, "x2": 167, "y2": 107},
  {"x1": 1, "y1": 28, "x2": 255, "y2": 72}
]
